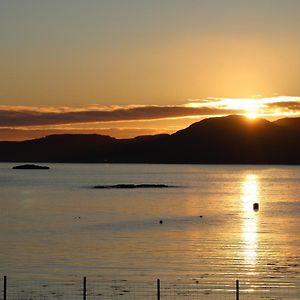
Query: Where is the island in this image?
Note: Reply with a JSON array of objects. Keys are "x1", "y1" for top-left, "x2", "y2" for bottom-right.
[
  {"x1": 12, "y1": 164, "x2": 50, "y2": 170},
  {"x1": 94, "y1": 184, "x2": 170, "y2": 189}
]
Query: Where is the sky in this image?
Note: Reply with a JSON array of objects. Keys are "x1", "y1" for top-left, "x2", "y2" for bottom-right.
[{"x1": 1, "y1": 0, "x2": 300, "y2": 140}]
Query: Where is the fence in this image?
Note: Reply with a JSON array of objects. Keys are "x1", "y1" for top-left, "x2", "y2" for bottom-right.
[{"x1": 1, "y1": 276, "x2": 300, "y2": 299}]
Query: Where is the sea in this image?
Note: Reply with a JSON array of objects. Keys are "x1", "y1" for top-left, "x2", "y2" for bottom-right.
[{"x1": 0, "y1": 163, "x2": 299, "y2": 299}]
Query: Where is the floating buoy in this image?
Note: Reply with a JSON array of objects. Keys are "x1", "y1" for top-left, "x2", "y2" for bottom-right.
[
  {"x1": 199, "y1": 215, "x2": 203, "y2": 218},
  {"x1": 253, "y1": 203, "x2": 259, "y2": 211},
  {"x1": 159, "y1": 220, "x2": 163, "y2": 224}
]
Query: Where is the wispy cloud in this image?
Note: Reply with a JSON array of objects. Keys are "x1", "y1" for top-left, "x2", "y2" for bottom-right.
[
  {"x1": 265, "y1": 101, "x2": 300, "y2": 110},
  {"x1": 1, "y1": 96, "x2": 300, "y2": 128},
  {"x1": 0, "y1": 105, "x2": 241, "y2": 127},
  {"x1": 187, "y1": 96, "x2": 300, "y2": 117}
]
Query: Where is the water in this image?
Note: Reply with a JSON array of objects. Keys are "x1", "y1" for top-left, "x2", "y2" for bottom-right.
[{"x1": 0, "y1": 163, "x2": 300, "y2": 298}]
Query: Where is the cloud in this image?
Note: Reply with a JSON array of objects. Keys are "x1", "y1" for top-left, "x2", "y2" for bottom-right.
[
  {"x1": 0, "y1": 105, "x2": 241, "y2": 127},
  {"x1": 1, "y1": 96, "x2": 300, "y2": 132},
  {"x1": 265, "y1": 101, "x2": 300, "y2": 111}
]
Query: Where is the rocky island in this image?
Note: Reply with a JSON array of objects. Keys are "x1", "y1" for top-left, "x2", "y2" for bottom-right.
[
  {"x1": 94, "y1": 184, "x2": 170, "y2": 189},
  {"x1": 12, "y1": 164, "x2": 50, "y2": 170}
]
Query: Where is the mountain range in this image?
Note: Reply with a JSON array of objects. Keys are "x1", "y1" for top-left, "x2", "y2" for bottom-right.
[{"x1": 1, "y1": 115, "x2": 300, "y2": 164}]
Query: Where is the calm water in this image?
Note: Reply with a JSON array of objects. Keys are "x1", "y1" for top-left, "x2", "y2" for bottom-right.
[{"x1": 0, "y1": 163, "x2": 300, "y2": 297}]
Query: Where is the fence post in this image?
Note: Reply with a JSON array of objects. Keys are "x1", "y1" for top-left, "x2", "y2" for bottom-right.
[
  {"x1": 83, "y1": 276, "x2": 86, "y2": 300},
  {"x1": 236, "y1": 280, "x2": 239, "y2": 300},
  {"x1": 3, "y1": 276, "x2": 6, "y2": 300},
  {"x1": 157, "y1": 278, "x2": 160, "y2": 300}
]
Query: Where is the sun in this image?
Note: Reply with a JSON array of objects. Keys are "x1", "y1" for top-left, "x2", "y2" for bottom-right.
[
  {"x1": 221, "y1": 98, "x2": 260, "y2": 119},
  {"x1": 241, "y1": 100, "x2": 259, "y2": 119},
  {"x1": 186, "y1": 97, "x2": 261, "y2": 118},
  {"x1": 186, "y1": 96, "x2": 300, "y2": 119},
  {"x1": 245, "y1": 111, "x2": 258, "y2": 119}
]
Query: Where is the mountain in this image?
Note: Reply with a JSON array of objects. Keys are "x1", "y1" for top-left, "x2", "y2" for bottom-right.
[
  {"x1": 273, "y1": 117, "x2": 300, "y2": 131},
  {"x1": 1, "y1": 115, "x2": 300, "y2": 164}
]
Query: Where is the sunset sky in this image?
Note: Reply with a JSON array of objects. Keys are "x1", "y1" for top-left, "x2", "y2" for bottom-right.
[{"x1": 1, "y1": 0, "x2": 300, "y2": 140}]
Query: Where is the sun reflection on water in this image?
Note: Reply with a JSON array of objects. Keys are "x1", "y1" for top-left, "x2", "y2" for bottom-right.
[{"x1": 242, "y1": 174, "x2": 260, "y2": 268}]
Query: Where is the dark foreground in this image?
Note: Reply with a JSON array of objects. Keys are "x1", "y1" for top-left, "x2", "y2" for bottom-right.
[{"x1": 1, "y1": 115, "x2": 300, "y2": 164}]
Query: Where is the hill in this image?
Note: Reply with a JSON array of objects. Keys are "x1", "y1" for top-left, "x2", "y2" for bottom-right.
[{"x1": 1, "y1": 115, "x2": 300, "y2": 164}]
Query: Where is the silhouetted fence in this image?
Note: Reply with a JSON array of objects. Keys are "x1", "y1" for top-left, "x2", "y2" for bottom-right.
[{"x1": 2, "y1": 276, "x2": 300, "y2": 299}]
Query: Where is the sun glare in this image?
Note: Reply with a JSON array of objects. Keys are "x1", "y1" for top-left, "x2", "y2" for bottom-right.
[
  {"x1": 242, "y1": 174, "x2": 260, "y2": 266},
  {"x1": 187, "y1": 95, "x2": 300, "y2": 119},
  {"x1": 246, "y1": 112, "x2": 258, "y2": 119},
  {"x1": 222, "y1": 98, "x2": 260, "y2": 119}
]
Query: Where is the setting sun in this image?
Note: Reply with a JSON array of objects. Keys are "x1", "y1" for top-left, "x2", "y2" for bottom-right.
[
  {"x1": 246, "y1": 113, "x2": 257, "y2": 119},
  {"x1": 221, "y1": 98, "x2": 260, "y2": 119},
  {"x1": 186, "y1": 96, "x2": 300, "y2": 121},
  {"x1": 1, "y1": 2, "x2": 300, "y2": 299}
]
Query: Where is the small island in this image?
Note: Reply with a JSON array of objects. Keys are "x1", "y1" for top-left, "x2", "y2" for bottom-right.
[
  {"x1": 12, "y1": 164, "x2": 50, "y2": 170},
  {"x1": 94, "y1": 184, "x2": 170, "y2": 189}
]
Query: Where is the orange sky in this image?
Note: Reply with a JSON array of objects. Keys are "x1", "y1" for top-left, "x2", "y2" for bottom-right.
[
  {"x1": 1, "y1": 96, "x2": 300, "y2": 140},
  {"x1": 1, "y1": 1, "x2": 300, "y2": 140}
]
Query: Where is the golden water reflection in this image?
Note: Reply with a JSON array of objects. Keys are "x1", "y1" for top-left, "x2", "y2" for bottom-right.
[{"x1": 242, "y1": 174, "x2": 260, "y2": 267}]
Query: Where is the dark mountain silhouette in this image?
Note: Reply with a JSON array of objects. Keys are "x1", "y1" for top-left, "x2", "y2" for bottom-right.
[
  {"x1": 1, "y1": 115, "x2": 300, "y2": 164},
  {"x1": 273, "y1": 117, "x2": 300, "y2": 131}
]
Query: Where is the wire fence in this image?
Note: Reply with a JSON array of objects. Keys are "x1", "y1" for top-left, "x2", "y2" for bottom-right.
[{"x1": 1, "y1": 276, "x2": 300, "y2": 299}]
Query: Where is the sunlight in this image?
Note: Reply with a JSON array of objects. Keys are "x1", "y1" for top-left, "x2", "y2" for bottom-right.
[
  {"x1": 186, "y1": 97, "x2": 262, "y2": 118},
  {"x1": 186, "y1": 96, "x2": 300, "y2": 119},
  {"x1": 222, "y1": 98, "x2": 260, "y2": 119},
  {"x1": 242, "y1": 174, "x2": 260, "y2": 266},
  {"x1": 245, "y1": 112, "x2": 258, "y2": 119}
]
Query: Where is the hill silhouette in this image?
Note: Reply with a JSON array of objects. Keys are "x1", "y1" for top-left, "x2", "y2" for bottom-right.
[{"x1": 1, "y1": 115, "x2": 300, "y2": 164}]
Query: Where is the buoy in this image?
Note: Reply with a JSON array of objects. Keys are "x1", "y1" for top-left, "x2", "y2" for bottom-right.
[
  {"x1": 253, "y1": 203, "x2": 259, "y2": 211},
  {"x1": 199, "y1": 215, "x2": 203, "y2": 218},
  {"x1": 159, "y1": 220, "x2": 163, "y2": 224}
]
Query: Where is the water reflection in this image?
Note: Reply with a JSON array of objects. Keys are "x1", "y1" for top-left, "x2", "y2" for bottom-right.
[{"x1": 242, "y1": 175, "x2": 259, "y2": 267}]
